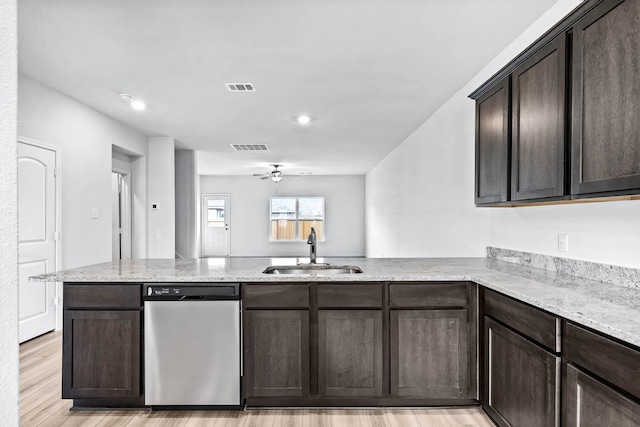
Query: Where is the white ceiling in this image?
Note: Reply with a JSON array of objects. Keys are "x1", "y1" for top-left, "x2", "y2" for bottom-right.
[{"x1": 18, "y1": 0, "x2": 558, "y2": 176}]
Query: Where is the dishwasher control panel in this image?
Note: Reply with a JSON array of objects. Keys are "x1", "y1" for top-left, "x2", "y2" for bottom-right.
[{"x1": 143, "y1": 283, "x2": 240, "y2": 300}]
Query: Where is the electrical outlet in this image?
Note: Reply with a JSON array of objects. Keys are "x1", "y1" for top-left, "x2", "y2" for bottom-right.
[{"x1": 558, "y1": 234, "x2": 569, "y2": 252}]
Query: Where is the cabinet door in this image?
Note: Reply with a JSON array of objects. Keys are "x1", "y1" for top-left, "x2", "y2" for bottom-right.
[
  {"x1": 484, "y1": 317, "x2": 560, "y2": 427},
  {"x1": 511, "y1": 35, "x2": 566, "y2": 201},
  {"x1": 62, "y1": 310, "x2": 140, "y2": 399},
  {"x1": 564, "y1": 363, "x2": 640, "y2": 427},
  {"x1": 390, "y1": 309, "x2": 469, "y2": 399},
  {"x1": 318, "y1": 310, "x2": 383, "y2": 397},
  {"x1": 475, "y1": 77, "x2": 510, "y2": 205},
  {"x1": 243, "y1": 310, "x2": 309, "y2": 398},
  {"x1": 571, "y1": 0, "x2": 640, "y2": 195}
]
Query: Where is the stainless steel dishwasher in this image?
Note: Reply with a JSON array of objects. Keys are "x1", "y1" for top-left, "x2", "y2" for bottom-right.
[{"x1": 143, "y1": 283, "x2": 241, "y2": 408}]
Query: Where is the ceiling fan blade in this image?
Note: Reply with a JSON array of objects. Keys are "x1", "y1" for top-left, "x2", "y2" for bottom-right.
[
  {"x1": 260, "y1": 176, "x2": 270, "y2": 180},
  {"x1": 252, "y1": 173, "x2": 267, "y2": 177}
]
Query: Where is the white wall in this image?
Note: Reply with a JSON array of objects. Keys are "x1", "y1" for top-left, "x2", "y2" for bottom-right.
[
  {"x1": 19, "y1": 75, "x2": 149, "y2": 269},
  {"x1": 367, "y1": 1, "x2": 639, "y2": 264},
  {"x1": 200, "y1": 175, "x2": 365, "y2": 257},
  {"x1": 0, "y1": 0, "x2": 19, "y2": 423},
  {"x1": 147, "y1": 137, "x2": 175, "y2": 258},
  {"x1": 175, "y1": 150, "x2": 197, "y2": 258}
]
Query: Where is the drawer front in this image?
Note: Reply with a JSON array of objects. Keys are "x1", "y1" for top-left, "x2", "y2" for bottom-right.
[
  {"x1": 317, "y1": 284, "x2": 383, "y2": 308},
  {"x1": 64, "y1": 284, "x2": 141, "y2": 309},
  {"x1": 243, "y1": 284, "x2": 309, "y2": 308},
  {"x1": 484, "y1": 289, "x2": 559, "y2": 351},
  {"x1": 390, "y1": 282, "x2": 468, "y2": 308},
  {"x1": 564, "y1": 322, "x2": 640, "y2": 400}
]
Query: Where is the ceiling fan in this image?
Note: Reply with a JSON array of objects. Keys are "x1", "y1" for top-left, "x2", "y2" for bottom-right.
[{"x1": 252, "y1": 164, "x2": 296, "y2": 182}]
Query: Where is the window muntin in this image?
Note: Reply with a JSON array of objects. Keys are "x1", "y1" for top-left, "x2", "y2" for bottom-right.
[{"x1": 270, "y1": 197, "x2": 324, "y2": 241}]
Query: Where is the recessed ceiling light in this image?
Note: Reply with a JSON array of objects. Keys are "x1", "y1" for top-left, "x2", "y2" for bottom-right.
[
  {"x1": 120, "y1": 93, "x2": 146, "y2": 111},
  {"x1": 297, "y1": 115, "x2": 311, "y2": 125},
  {"x1": 131, "y1": 100, "x2": 146, "y2": 110},
  {"x1": 120, "y1": 93, "x2": 134, "y2": 103}
]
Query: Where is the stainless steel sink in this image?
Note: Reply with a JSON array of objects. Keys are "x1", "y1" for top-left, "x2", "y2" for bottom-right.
[{"x1": 263, "y1": 264, "x2": 364, "y2": 275}]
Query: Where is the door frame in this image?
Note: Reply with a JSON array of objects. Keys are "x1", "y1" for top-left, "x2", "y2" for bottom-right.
[
  {"x1": 112, "y1": 167, "x2": 133, "y2": 260},
  {"x1": 17, "y1": 136, "x2": 62, "y2": 331},
  {"x1": 201, "y1": 193, "x2": 231, "y2": 257}
]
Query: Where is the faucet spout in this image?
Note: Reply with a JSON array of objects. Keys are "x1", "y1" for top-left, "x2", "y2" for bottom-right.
[{"x1": 307, "y1": 227, "x2": 317, "y2": 264}]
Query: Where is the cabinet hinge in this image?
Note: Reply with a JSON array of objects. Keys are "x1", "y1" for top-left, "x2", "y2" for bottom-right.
[
  {"x1": 54, "y1": 231, "x2": 60, "y2": 241},
  {"x1": 54, "y1": 167, "x2": 58, "y2": 177}
]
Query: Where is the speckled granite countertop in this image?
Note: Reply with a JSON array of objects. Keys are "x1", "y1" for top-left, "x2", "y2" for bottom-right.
[{"x1": 32, "y1": 257, "x2": 640, "y2": 348}]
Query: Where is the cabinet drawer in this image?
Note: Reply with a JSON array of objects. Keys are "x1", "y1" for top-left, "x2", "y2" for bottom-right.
[
  {"x1": 564, "y1": 322, "x2": 640, "y2": 400},
  {"x1": 317, "y1": 284, "x2": 382, "y2": 308},
  {"x1": 484, "y1": 289, "x2": 559, "y2": 351},
  {"x1": 243, "y1": 284, "x2": 309, "y2": 308},
  {"x1": 390, "y1": 282, "x2": 468, "y2": 308},
  {"x1": 64, "y1": 284, "x2": 141, "y2": 309}
]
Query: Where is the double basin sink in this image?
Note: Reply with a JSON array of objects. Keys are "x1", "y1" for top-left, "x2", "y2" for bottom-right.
[{"x1": 263, "y1": 264, "x2": 363, "y2": 276}]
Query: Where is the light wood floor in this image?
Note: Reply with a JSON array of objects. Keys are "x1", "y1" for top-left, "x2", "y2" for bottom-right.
[{"x1": 20, "y1": 331, "x2": 495, "y2": 427}]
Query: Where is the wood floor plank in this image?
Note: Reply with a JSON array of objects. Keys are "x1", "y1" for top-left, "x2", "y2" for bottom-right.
[{"x1": 19, "y1": 331, "x2": 495, "y2": 427}]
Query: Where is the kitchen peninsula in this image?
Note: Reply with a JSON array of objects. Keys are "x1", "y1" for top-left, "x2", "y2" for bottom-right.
[{"x1": 33, "y1": 254, "x2": 640, "y2": 425}]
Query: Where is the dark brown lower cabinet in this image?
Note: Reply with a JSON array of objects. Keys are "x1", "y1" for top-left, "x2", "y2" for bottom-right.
[
  {"x1": 243, "y1": 310, "x2": 310, "y2": 398},
  {"x1": 484, "y1": 317, "x2": 560, "y2": 427},
  {"x1": 564, "y1": 363, "x2": 640, "y2": 427},
  {"x1": 390, "y1": 309, "x2": 469, "y2": 398},
  {"x1": 62, "y1": 310, "x2": 141, "y2": 399},
  {"x1": 317, "y1": 310, "x2": 383, "y2": 397}
]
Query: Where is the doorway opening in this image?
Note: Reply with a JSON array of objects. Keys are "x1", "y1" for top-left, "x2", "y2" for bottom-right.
[
  {"x1": 112, "y1": 171, "x2": 132, "y2": 261},
  {"x1": 201, "y1": 194, "x2": 230, "y2": 257}
]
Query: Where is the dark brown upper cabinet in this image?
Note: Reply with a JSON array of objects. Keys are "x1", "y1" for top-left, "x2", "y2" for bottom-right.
[
  {"x1": 475, "y1": 77, "x2": 510, "y2": 205},
  {"x1": 511, "y1": 34, "x2": 567, "y2": 201},
  {"x1": 571, "y1": 0, "x2": 640, "y2": 196},
  {"x1": 471, "y1": 0, "x2": 640, "y2": 206}
]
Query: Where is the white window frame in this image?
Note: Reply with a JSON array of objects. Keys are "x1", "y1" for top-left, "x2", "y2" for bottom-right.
[{"x1": 269, "y1": 197, "x2": 325, "y2": 242}]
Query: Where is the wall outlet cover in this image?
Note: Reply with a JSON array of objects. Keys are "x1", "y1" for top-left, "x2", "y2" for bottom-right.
[{"x1": 558, "y1": 234, "x2": 569, "y2": 252}]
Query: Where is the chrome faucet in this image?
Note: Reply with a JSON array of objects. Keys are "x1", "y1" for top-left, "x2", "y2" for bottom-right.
[{"x1": 307, "y1": 227, "x2": 317, "y2": 264}]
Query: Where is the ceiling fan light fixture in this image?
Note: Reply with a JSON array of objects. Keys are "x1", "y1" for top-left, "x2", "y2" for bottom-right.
[{"x1": 271, "y1": 175, "x2": 283, "y2": 182}]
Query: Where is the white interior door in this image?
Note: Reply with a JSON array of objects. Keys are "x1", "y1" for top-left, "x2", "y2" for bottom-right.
[
  {"x1": 202, "y1": 194, "x2": 230, "y2": 256},
  {"x1": 18, "y1": 142, "x2": 57, "y2": 343}
]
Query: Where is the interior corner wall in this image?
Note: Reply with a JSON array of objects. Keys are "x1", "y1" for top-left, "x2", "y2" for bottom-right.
[
  {"x1": 147, "y1": 137, "x2": 175, "y2": 258},
  {"x1": 18, "y1": 75, "x2": 148, "y2": 270},
  {"x1": 175, "y1": 150, "x2": 197, "y2": 259},
  {"x1": 199, "y1": 175, "x2": 365, "y2": 257},
  {"x1": 365, "y1": 0, "x2": 583, "y2": 259},
  {"x1": 0, "y1": 0, "x2": 19, "y2": 423}
]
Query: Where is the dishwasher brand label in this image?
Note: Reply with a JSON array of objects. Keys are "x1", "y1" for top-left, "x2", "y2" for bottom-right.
[{"x1": 148, "y1": 287, "x2": 180, "y2": 296}]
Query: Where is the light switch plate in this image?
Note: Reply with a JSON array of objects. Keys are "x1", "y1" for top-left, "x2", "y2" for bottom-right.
[{"x1": 90, "y1": 208, "x2": 99, "y2": 219}]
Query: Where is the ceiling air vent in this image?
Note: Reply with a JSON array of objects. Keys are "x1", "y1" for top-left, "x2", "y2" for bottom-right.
[
  {"x1": 226, "y1": 83, "x2": 255, "y2": 92},
  {"x1": 231, "y1": 144, "x2": 269, "y2": 151}
]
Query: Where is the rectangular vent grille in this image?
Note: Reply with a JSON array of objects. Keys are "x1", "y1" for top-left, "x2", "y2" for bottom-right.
[
  {"x1": 226, "y1": 83, "x2": 255, "y2": 92},
  {"x1": 231, "y1": 144, "x2": 269, "y2": 151}
]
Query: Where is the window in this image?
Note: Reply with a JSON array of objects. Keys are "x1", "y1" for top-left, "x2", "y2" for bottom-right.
[
  {"x1": 207, "y1": 199, "x2": 225, "y2": 228},
  {"x1": 270, "y1": 197, "x2": 324, "y2": 241}
]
